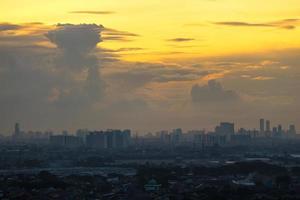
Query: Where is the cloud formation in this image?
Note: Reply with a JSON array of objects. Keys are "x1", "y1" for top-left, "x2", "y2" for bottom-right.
[
  {"x1": 167, "y1": 38, "x2": 195, "y2": 42},
  {"x1": 0, "y1": 23, "x2": 21, "y2": 31},
  {"x1": 0, "y1": 21, "x2": 300, "y2": 132},
  {"x1": 0, "y1": 23, "x2": 108, "y2": 131},
  {"x1": 46, "y1": 24, "x2": 105, "y2": 102},
  {"x1": 69, "y1": 11, "x2": 115, "y2": 15},
  {"x1": 46, "y1": 24, "x2": 104, "y2": 70},
  {"x1": 101, "y1": 28, "x2": 139, "y2": 42},
  {"x1": 214, "y1": 19, "x2": 300, "y2": 30},
  {"x1": 191, "y1": 80, "x2": 239, "y2": 103},
  {"x1": 105, "y1": 62, "x2": 210, "y2": 92}
]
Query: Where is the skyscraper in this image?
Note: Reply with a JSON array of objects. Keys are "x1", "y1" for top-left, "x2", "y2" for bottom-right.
[
  {"x1": 260, "y1": 119, "x2": 265, "y2": 133},
  {"x1": 266, "y1": 120, "x2": 271, "y2": 132},
  {"x1": 86, "y1": 129, "x2": 131, "y2": 149},
  {"x1": 215, "y1": 122, "x2": 235, "y2": 142},
  {"x1": 14, "y1": 123, "x2": 20, "y2": 137},
  {"x1": 278, "y1": 125, "x2": 283, "y2": 136}
]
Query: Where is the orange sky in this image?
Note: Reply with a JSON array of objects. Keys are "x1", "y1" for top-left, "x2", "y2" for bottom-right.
[{"x1": 1, "y1": 0, "x2": 300, "y2": 61}]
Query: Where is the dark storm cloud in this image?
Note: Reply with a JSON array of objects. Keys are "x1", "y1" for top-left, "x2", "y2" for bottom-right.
[
  {"x1": 191, "y1": 80, "x2": 239, "y2": 103},
  {"x1": 0, "y1": 23, "x2": 108, "y2": 131},
  {"x1": 167, "y1": 38, "x2": 195, "y2": 42},
  {"x1": 69, "y1": 11, "x2": 115, "y2": 15},
  {"x1": 46, "y1": 23, "x2": 105, "y2": 101},
  {"x1": 214, "y1": 19, "x2": 300, "y2": 29},
  {"x1": 47, "y1": 24, "x2": 103, "y2": 54},
  {"x1": 46, "y1": 24, "x2": 103, "y2": 70}
]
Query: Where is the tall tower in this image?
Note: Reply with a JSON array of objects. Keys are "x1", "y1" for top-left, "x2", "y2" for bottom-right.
[
  {"x1": 266, "y1": 120, "x2": 271, "y2": 132},
  {"x1": 14, "y1": 123, "x2": 20, "y2": 136},
  {"x1": 278, "y1": 125, "x2": 283, "y2": 136},
  {"x1": 260, "y1": 119, "x2": 265, "y2": 133}
]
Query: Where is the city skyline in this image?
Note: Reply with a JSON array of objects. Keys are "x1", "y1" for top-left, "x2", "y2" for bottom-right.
[
  {"x1": 6, "y1": 119, "x2": 298, "y2": 151},
  {"x1": 8, "y1": 118, "x2": 297, "y2": 136}
]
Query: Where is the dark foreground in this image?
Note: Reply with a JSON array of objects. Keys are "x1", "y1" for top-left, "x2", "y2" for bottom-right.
[{"x1": 1, "y1": 161, "x2": 300, "y2": 200}]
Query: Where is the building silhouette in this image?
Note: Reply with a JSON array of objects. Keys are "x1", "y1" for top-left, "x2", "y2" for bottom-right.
[
  {"x1": 215, "y1": 122, "x2": 234, "y2": 142},
  {"x1": 260, "y1": 119, "x2": 265, "y2": 133},
  {"x1": 266, "y1": 120, "x2": 271, "y2": 132}
]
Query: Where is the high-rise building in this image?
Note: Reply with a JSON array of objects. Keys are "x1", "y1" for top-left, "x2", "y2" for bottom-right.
[
  {"x1": 86, "y1": 130, "x2": 131, "y2": 149},
  {"x1": 50, "y1": 135, "x2": 83, "y2": 147},
  {"x1": 272, "y1": 127, "x2": 278, "y2": 136},
  {"x1": 216, "y1": 123, "x2": 235, "y2": 135},
  {"x1": 114, "y1": 130, "x2": 125, "y2": 149},
  {"x1": 170, "y1": 128, "x2": 183, "y2": 145},
  {"x1": 260, "y1": 119, "x2": 265, "y2": 133},
  {"x1": 12, "y1": 123, "x2": 22, "y2": 141},
  {"x1": 278, "y1": 125, "x2": 283, "y2": 135},
  {"x1": 106, "y1": 130, "x2": 114, "y2": 148},
  {"x1": 76, "y1": 129, "x2": 89, "y2": 143},
  {"x1": 86, "y1": 131, "x2": 107, "y2": 149},
  {"x1": 123, "y1": 129, "x2": 132, "y2": 147},
  {"x1": 266, "y1": 120, "x2": 271, "y2": 132},
  {"x1": 215, "y1": 122, "x2": 234, "y2": 142},
  {"x1": 14, "y1": 123, "x2": 20, "y2": 136}
]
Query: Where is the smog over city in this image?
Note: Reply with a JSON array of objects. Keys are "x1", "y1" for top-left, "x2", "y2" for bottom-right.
[{"x1": 0, "y1": 1, "x2": 300, "y2": 199}]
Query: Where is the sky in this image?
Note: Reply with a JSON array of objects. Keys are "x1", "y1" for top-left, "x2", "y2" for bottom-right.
[{"x1": 0, "y1": 0, "x2": 300, "y2": 134}]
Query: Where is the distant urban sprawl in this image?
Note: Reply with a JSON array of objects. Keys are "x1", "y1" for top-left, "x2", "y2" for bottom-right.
[{"x1": 5, "y1": 119, "x2": 297, "y2": 149}]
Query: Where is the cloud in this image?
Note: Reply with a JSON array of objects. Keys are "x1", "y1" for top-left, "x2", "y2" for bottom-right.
[
  {"x1": 167, "y1": 38, "x2": 195, "y2": 42},
  {"x1": 0, "y1": 23, "x2": 109, "y2": 131},
  {"x1": 108, "y1": 98, "x2": 148, "y2": 112},
  {"x1": 46, "y1": 24, "x2": 103, "y2": 55},
  {"x1": 103, "y1": 28, "x2": 139, "y2": 37},
  {"x1": 69, "y1": 11, "x2": 115, "y2": 15},
  {"x1": 251, "y1": 76, "x2": 275, "y2": 81},
  {"x1": 0, "y1": 22, "x2": 52, "y2": 35},
  {"x1": 105, "y1": 62, "x2": 210, "y2": 92},
  {"x1": 102, "y1": 28, "x2": 139, "y2": 41},
  {"x1": 0, "y1": 23, "x2": 22, "y2": 31},
  {"x1": 0, "y1": 22, "x2": 52, "y2": 48},
  {"x1": 215, "y1": 21, "x2": 272, "y2": 27},
  {"x1": 214, "y1": 19, "x2": 300, "y2": 30},
  {"x1": 114, "y1": 47, "x2": 145, "y2": 52},
  {"x1": 1, "y1": 21, "x2": 300, "y2": 132},
  {"x1": 191, "y1": 80, "x2": 239, "y2": 103},
  {"x1": 46, "y1": 24, "x2": 103, "y2": 69},
  {"x1": 46, "y1": 23, "x2": 105, "y2": 101},
  {"x1": 0, "y1": 45, "x2": 60, "y2": 130}
]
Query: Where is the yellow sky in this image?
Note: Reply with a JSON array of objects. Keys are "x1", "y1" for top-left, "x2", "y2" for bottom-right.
[{"x1": 1, "y1": 0, "x2": 300, "y2": 61}]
